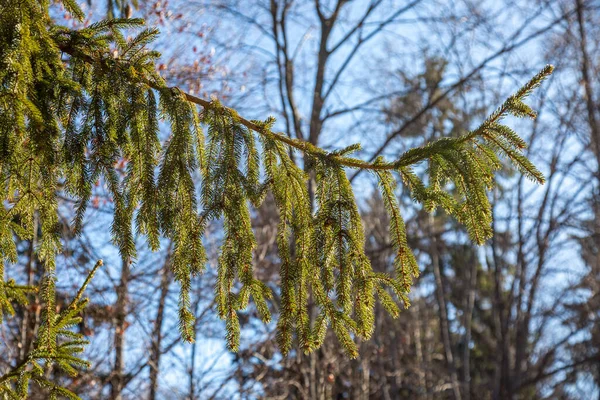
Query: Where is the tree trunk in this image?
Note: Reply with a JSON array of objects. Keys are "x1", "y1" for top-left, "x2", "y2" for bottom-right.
[
  {"x1": 430, "y1": 215, "x2": 462, "y2": 400},
  {"x1": 575, "y1": 0, "x2": 600, "y2": 270},
  {"x1": 188, "y1": 329, "x2": 198, "y2": 400},
  {"x1": 462, "y1": 253, "x2": 477, "y2": 400},
  {"x1": 575, "y1": 1, "x2": 600, "y2": 395},
  {"x1": 19, "y1": 220, "x2": 39, "y2": 363},
  {"x1": 490, "y1": 211, "x2": 512, "y2": 400},
  {"x1": 149, "y1": 263, "x2": 170, "y2": 400},
  {"x1": 111, "y1": 256, "x2": 130, "y2": 400}
]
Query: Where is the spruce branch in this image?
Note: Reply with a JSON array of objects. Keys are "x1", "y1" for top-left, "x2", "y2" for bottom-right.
[
  {"x1": 1, "y1": 0, "x2": 554, "y2": 369},
  {"x1": 54, "y1": 31, "x2": 553, "y2": 177}
]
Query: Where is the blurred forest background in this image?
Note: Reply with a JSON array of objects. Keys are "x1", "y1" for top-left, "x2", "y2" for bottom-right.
[{"x1": 2, "y1": 0, "x2": 600, "y2": 398}]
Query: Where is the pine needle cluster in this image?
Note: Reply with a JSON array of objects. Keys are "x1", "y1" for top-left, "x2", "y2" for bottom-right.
[{"x1": 0, "y1": 0, "x2": 552, "y2": 396}]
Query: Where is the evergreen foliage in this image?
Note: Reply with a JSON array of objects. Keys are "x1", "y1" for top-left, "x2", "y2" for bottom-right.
[
  {"x1": 0, "y1": 0, "x2": 552, "y2": 396},
  {"x1": 0, "y1": 261, "x2": 102, "y2": 399}
]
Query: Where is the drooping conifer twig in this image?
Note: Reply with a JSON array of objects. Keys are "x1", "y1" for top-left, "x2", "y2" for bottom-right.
[
  {"x1": 1, "y1": 1, "x2": 553, "y2": 396},
  {"x1": 0, "y1": 260, "x2": 102, "y2": 399},
  {"x1": 57, "y1": 36, "x2": 554, "y2": 176}
]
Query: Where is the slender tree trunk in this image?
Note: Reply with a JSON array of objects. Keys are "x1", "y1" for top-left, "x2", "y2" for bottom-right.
[
  {"x1": 429, "y1": 215, "x2": 462, "y2": 400},
  {"x1": 308, "y1": 351, "x2": 317, "y2": 399},
  {"x1": 149, "y1": 264, "x2": 171, "y2": 400},
  {"x1": 302, "y1": 6, "x2": 335, "y2": 400},
  {"x1": 575, "y1": 0, "x2": 600, "y2": 269},
  {"x1": 414, "y1": 302, "x2": 428, "y2": 400},
  {"x1": 576, "y1": 1, "x2": 600, "y2": 396},
  {"x1": 462, "y1": 253, "x2": 477, "y2": 400},
  {"x1": 360, "y1": 348, "x2": 370, "y2": 400},
  {"x1": 576, "y1": 0, "x2": 600, "y2": 171},
  {"x1": 513, "y1": 177, "x2": 528, "y2": 392},
  {"x1": 490, "y1": 212, "x2": 512, "y2": 400},
  {"x1": 111, "y1": 256, "x2": 130, "y2": 400},
  {"x1": 19, "y1": 220, "x2": 38, "y2": 362},
  {"x1": 188, "y1": 328, "x2": 198, "y2": 400},
  {"x1": 307, "y1": 19, "x2": 330, "y2": 146}
]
